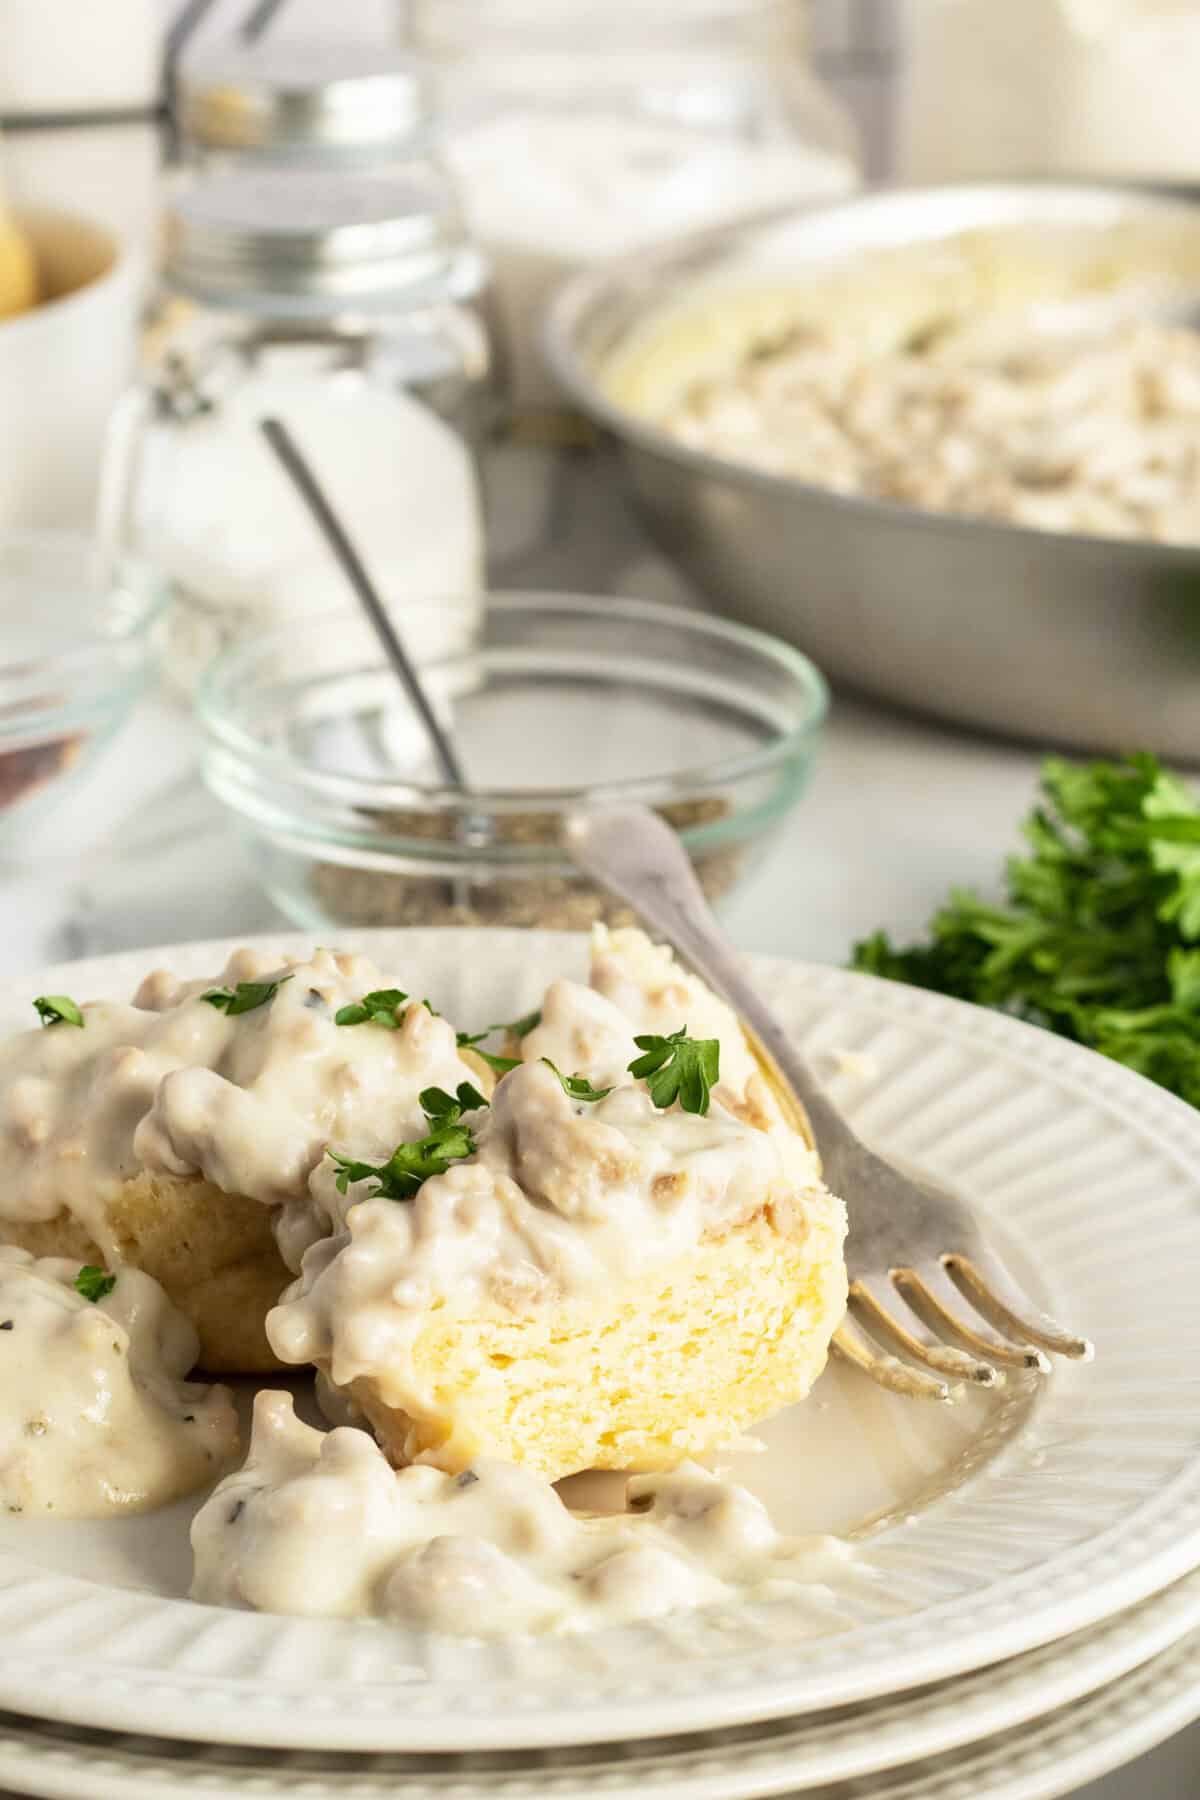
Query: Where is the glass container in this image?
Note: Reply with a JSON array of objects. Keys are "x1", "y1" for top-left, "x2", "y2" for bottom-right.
[
  {"x1": 199, "y1": 593, "x2": 828, "y2": 930},
  {"x1": 901, "y1": 0, "x2": 1200, "y2": 185},
  {"x1": 0, "y1": 531, "x2": 165, "y2": 827},
  {"x1": 101, "y1": 167, "x2": 492, "y2": 696},
  {"x1": 406, "y1": 0, "x2": 859, "y2": 408}
]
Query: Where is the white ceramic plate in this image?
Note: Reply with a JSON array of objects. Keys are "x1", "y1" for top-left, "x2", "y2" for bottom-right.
[
  {"x1": 0, "y1": 1567, "x2": 1198, "y2": 1800},
  {"x1": 0, "y1": 930, "x2": 1199, "y2": 1755}
]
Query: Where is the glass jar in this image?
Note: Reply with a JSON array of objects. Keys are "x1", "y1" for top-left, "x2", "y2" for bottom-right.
[
  {"x1": 900, "y1": 0, "x2": 1200, "y2": 185},
  {"x1": 101, "y1": 167, "x2": 493, "y2": 696},
  {"x1": 406, "y1": 0, "x2": 859, "y2": 410}
]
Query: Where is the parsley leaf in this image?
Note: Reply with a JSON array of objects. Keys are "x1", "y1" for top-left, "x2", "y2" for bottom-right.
[
  {"x1": 455, "y1": 1008, "x2": 541, "y2": 1075},
  {"x1": 852, "y1": 755, "x2": 1200, "y2": 1108},
  {"x1": 628, "y1": 1028, "x2": 720, "y2": 1115},
  {"x1": 74, "y1": 1265, "x2": 116, "y2": 1303},
  {"x1": 334, "y1": 988, "x2": 409, "y2": 1029},
  {"x1": 456, "y1": 1030, "x2": 522, "y2": 1074},
  {"x1": 541, "y1": 1059, "x2": 613, "y2": 1102},
  {"x1": 327, "y1": 1082, "x2": 487, "y2": 1200},
  {"x1": 420, "y1": 1081, "x2": 489, "y2": 1119},
  {"x1": 33, "y1": 994, "x2": 83, "y2": 1028},
  {"x1": 500, "y1": 1008, "x2": 542, "y2": 1040},
  {"x1": 203, "y1": 975, "x2": 293, "y2": 1016}
]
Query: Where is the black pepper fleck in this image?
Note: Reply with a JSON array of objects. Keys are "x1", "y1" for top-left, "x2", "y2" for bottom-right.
[
  {"x1": 0, "y1": 1320, "x2": 12, "y2": 1331},
  {"x1": 628, "y1": 1493, "x2": 655, "y2": 1514},
  {"x1": 183, "y1": 1414, "x2": 196, "y2": 1423},
  {"x1": 229, "y1": 1498, "x2": 245, "y2": 1523},
  {"x1": 304, "y1": 989, "x2": 328, "y2": 1011},
  {"x1": 454, "y1": 1470, "x2": 480, "y2": 1490}
]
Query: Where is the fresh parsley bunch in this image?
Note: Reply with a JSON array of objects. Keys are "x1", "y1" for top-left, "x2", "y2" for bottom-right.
[{"x1": 853, "y1": 754, "x2": 1200, "y2": 1106}]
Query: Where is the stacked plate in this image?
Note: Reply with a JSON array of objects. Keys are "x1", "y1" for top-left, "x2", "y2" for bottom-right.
[{"x1": 1, "y1": 929, "x2": 1199, "y2": 1800}]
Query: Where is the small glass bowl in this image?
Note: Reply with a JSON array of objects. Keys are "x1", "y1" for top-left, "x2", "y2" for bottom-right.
[
  {"x1": 0, "y1": 533, "x2": 166, "y2": 827},
  {"x1": 198, "y1": 593, "x2": 827, "y2": 930}
]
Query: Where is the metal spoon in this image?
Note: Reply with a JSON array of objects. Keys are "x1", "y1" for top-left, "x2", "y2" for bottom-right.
[{"x1": 258, "y1": 415, "x2": 475, "y2": 907}]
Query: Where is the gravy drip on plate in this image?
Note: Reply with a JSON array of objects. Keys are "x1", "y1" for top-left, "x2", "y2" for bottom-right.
[
  {"x1": 0, "y1": 948, "x2": 482, "y2": 1265},
  {"x1": 0, "y1": 1248, "x2": 238, "y2": 1517},
  {"x1": 192, "y1": 1390, "x2": 857, "y2": 1634}
]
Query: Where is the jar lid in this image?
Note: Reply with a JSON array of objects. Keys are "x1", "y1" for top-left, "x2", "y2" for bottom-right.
[
  {"x1": 178, "y1": 40, "x2": 430, "y2": 159},
  {"x1": 165, "y1": 170, "x2": 483, "y2": 314}
]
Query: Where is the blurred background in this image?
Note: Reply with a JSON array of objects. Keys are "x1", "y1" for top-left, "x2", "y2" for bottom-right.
[{"x1": 1, "y1": 0, "x2": 1199, "y2": 963}]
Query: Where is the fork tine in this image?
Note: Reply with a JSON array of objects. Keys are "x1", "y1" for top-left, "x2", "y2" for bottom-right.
[
  {"x1": 832, "y1": 1316, "x2": 959, "y2": 1403},
  {"x1": 896, "y1": 1263, "x2": 1051, "y2": 1374},
  {"x1": 946, "y1": 1252, "x2": 1094, "y2": 1361},
  {"x1": 850, "y1": 1277, "x2": 1001, "y2": 1387}
]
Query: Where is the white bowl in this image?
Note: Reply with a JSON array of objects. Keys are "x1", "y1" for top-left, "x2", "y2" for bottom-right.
[{"x1": 0, "y1": 206, "x2": 144, "y2": 530}]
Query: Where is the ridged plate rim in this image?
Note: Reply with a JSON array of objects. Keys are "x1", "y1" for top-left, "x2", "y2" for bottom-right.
[
  {"x1": 0, "y1": 929, "x2": 1196, "y2": 1753},
  {"x1": 0, "y1": 1566, "x2": 1199, "y2": 1799}
]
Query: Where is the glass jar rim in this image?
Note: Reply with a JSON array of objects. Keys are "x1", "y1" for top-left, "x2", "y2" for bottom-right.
[{"x1": 164, "y1": 169, "x2": 480, "y2": 315}]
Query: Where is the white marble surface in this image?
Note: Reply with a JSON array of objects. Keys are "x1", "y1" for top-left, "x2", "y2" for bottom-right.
[{"x1": 3, "y1": 444, "x2": 1198, "y2": 1795}]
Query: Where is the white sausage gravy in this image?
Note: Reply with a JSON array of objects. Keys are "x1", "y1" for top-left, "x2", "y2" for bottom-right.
[
  {"x1": 192, "y1": 1391, "x2": 856, "y2": 1634},
  {"x1": 0, "y1": 1248, "x2": 238, "y2": 1517},
  {"x1": 268, "y1": 1052, "x2": 823, "y2": 1420},
  {"x1": 268, "y1": 926, "x2": 824, "y2": 1415},
  {"x1": 1, "y1": 929, "x2": 851, "y2": 1637},
  {"x1": 0, "y1": 947, "x2": 483, "y2": 1269}
]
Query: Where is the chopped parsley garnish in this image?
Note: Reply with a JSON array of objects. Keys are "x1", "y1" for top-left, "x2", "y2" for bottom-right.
[
  {"x1": 455, "y1": 1007, "x2": 541, "y2": 1075},
  {"x1": 203, "y1": 974, "x2": 293, "y2": 1016},
  {"x1": 420, "y1": 1080, "x2": 489, "y2": 1119},
  {"x1": 74, "y1": 1266, "x2": 116, "y2": 1304},
  {"x1": 334, "y1": 988, "x2": 409, "y2": 1029},
  {"x1": 500, "y1": 1008, "x2": 542, "y2": 1040},
  {"x1": 853, "y1": 754, "x2": 1200, "y2": 1107},
  {"x1": 541, "y1": 1059, "x2": 613, "y2": 1102},
  {"x1": 628, "y1": 1028, "x2": 720, "y2": 1115},
  {"x1": 328, "y1": 1081, "x2": 487, "y2": 1200},
  {"x1": 456, "y1": 1031, "x2": 521, "y2": 1075},
  {"x1": 33, "y1": 994, "x2": 83, "y2": 1029}
]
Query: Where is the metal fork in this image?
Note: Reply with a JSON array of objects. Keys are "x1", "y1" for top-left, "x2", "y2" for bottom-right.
[{"x1": 566, "y1": 804, "x2": 1093, "y2": 1402}]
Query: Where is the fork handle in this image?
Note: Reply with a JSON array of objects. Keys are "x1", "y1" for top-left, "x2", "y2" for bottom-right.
[{"x1": 565, "y1": 804, "x2": 848, "y2": 1152}]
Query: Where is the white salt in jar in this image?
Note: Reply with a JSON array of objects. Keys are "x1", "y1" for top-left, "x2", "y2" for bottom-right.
[
  {"x1": 101, "y1": 167, "x2": 491, "y2": 694},
  {"x1": 407, "y1": 0, "x2": 859, "y2": 411}
]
